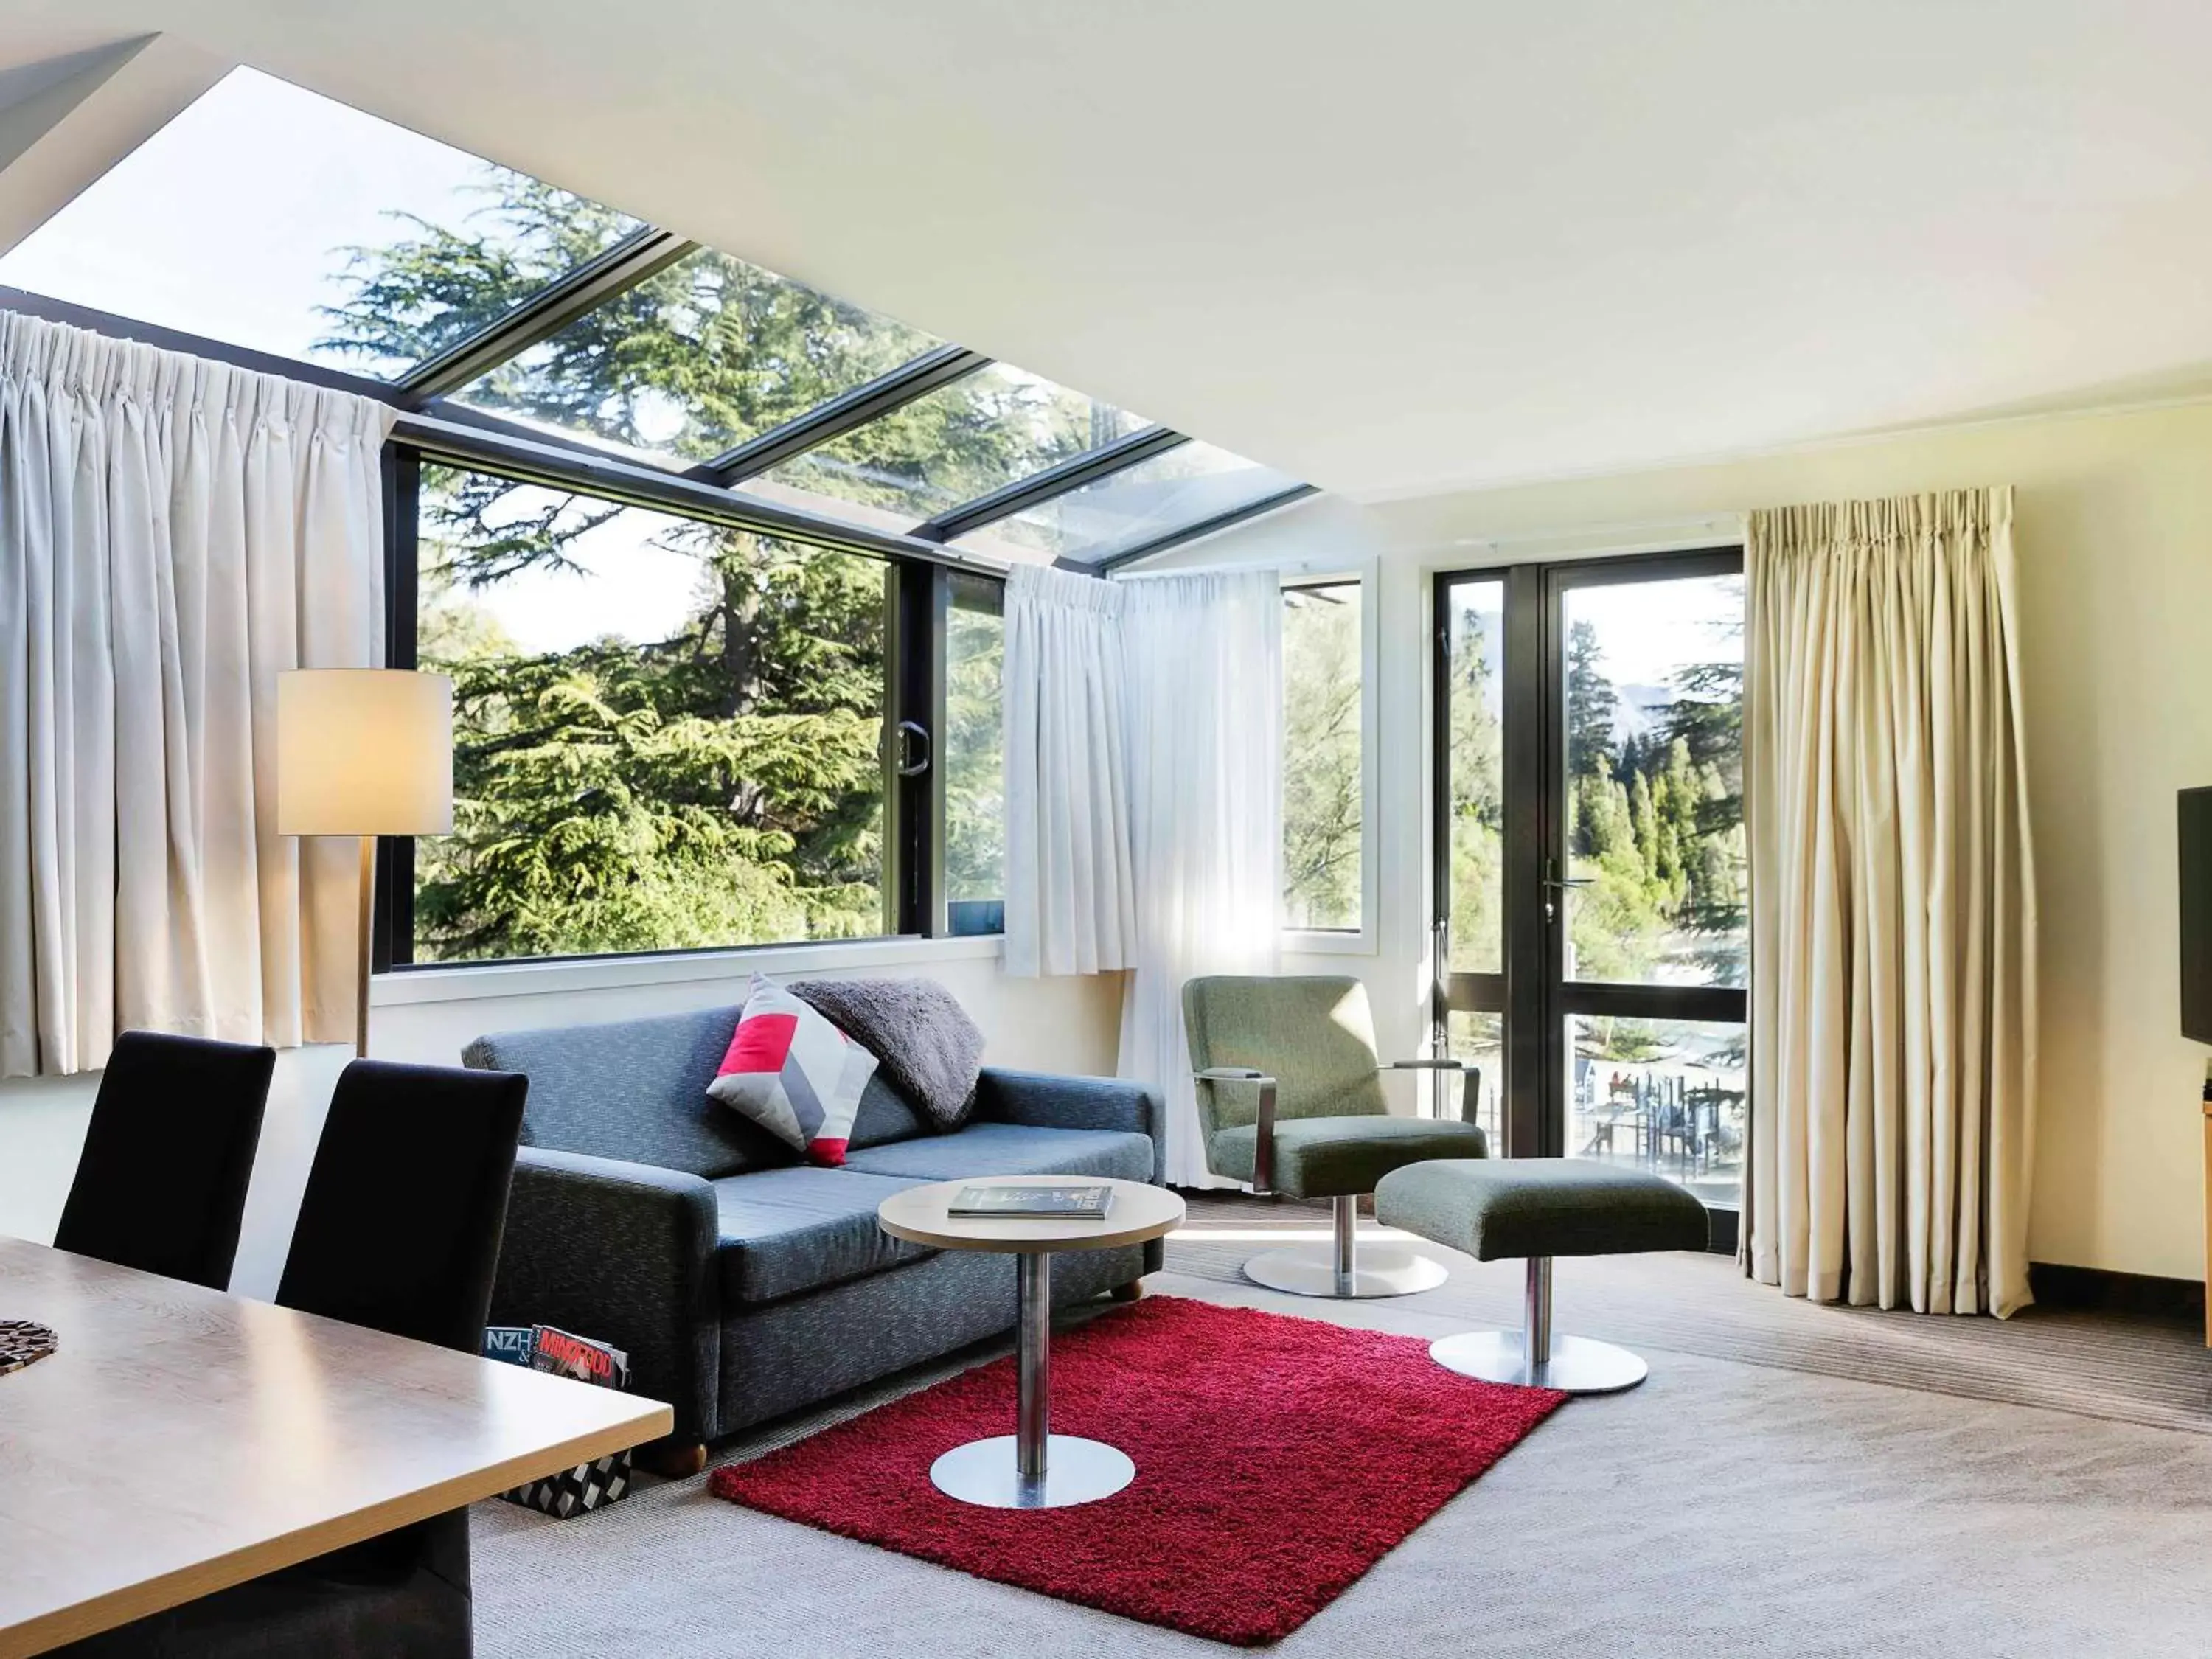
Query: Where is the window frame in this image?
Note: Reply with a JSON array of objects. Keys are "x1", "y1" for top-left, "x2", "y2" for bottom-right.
[
  {"x1": 375, "y1": 442, "x2": 1002, "y2": 973},
  {"x1": 1281, "y1": 563, "x2": 1378, "y2": 957}
]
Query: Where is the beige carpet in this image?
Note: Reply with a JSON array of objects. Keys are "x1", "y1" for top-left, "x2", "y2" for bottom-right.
[
  {"x1": 472, "y1": 1208, "x2": 2212, "y2": 1657},
  {"x1": 1171, "y1": 1192, "x2": 2212, "y2": 1433}
]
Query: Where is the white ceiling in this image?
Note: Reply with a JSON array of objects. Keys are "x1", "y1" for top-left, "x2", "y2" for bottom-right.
[{"x1": 3, "y1": 1, "x2": 2211, "y2": 501}]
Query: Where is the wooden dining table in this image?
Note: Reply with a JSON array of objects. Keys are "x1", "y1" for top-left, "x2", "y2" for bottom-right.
[{"x1": 0, "y1": 1236, "x2": 671, "y2": 1658}]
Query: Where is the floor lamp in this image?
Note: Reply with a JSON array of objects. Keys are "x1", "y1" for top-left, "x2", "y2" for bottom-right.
[{"x1": 276, "y1": 670, "x2": 453, "y2": 1057}]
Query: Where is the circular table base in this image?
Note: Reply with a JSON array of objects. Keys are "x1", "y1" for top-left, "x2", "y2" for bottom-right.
[
  {"x1": 1243, "y1": 1242, "x2": 1449, "y2": 1300},
  {"x1": 1429, "y1": 1329, "x2": 1649, "y2": 1394},
  {"x1": 930, "y1": 1434, "x2": 1135, "y2": 1509}
]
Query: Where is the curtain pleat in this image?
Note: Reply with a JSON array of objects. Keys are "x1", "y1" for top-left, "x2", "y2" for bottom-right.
[
  {"x1": 1745, "y1": 487, "x2": 2038, "y2": 1315},
  {"x1": 1116, "y1": 569, "x2": 1283, "y2": 1188},
  {"x1": 1002, "y1": 565, "x2": 1137, "y2": 976},
  {"x1": 0, "y1": 313, "x2": 394, "y2": 1077}
]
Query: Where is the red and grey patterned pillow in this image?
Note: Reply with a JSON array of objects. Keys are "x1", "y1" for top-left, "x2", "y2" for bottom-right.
[{"x1": 706, "y1": 975, "x2": 880, "y2": 1166}]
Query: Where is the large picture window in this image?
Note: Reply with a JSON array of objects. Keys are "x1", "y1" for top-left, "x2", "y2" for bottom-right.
[
  {"x1": 411, "y1": 463, "x2": 891, "y2": 961},
  {"x1": 1281, "y1": 580, "x2": 1364, "y2": 933}
]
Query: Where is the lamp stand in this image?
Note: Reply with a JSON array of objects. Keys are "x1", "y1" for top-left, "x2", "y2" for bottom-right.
[{"x1": 355, "y1": 835, "x2": 375, "y2": 1060}]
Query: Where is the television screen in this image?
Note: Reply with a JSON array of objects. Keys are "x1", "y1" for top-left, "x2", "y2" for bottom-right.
[{"x1": 2181, "y1": 788, "x2": 2212, "y2": 1043}]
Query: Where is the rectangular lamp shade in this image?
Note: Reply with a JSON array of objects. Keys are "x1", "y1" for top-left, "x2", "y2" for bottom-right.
[{"x1": 276, "y1": 669, "x2": 453, "y2": 836}]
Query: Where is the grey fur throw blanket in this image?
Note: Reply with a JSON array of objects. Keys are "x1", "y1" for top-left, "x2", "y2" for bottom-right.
[{"x1": 789, "y1": 977, "x2": 984, "y2": 1131}]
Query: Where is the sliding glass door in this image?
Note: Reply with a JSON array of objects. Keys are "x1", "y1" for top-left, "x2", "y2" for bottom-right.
[{"x1": 1434, "y1": 551, "x2": 1747, "y2": 1225}]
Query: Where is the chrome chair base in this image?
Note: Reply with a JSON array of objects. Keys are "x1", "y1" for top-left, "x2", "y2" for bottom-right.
[
  {"x1": 1428, "y1": 1329, "x2": 1649, "y2": 1394},
  {"x1": 1242, "y1": 1240, "x2": 1450, "y2": 1298},
  {"x1": 930, "y1": 1433, "x2": 1135, "y2": 1509},
  {"x1": 1240, "y1": 1195, "x2": 1449, "y2": 1298}
]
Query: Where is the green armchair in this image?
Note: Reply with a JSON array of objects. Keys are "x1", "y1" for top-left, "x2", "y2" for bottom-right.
[{"x1": 1183, "y1": 974, "x2": 1488, "y2": 1298}]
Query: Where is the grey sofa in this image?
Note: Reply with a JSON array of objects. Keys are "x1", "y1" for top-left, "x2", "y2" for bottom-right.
[{"x1": 464, "y1": 1004, "x2": 1165, "y2": 1457}]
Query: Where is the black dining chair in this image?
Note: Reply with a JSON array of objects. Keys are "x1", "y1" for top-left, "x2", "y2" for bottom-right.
[
  {"x1": 62, "y1": 1059, "x2": 529, "y2": 1659},
  {"x1": 54, "y1": 1031, "x2": 276, "y2": 1290}
]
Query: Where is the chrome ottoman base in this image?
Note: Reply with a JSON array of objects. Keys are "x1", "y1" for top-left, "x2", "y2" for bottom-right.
[
  {"x1": 1427, "y1": 1258, "x2": 1648, "y2": 1394},
  {"x1": 1373, "y1": 1156, "x2": 1712, "y2": 1394}
]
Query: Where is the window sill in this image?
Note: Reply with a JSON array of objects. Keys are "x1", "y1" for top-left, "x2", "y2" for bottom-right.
[
  {"x1": 1282, "y1": 928, "x2": 1376, "y2": 958},
  {"x1": 370, "y1": 933, "x2": 1006, "y2": 1008}
]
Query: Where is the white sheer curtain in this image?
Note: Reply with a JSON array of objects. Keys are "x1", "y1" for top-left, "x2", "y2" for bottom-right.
[
  {"x1": 0, "y1": 312, "x2": 393, "y2": 1078},
  {"x1": 1116, "y1": 568, "x2": 1283, "y2": 1187},
  {"x1": 1745, "y1": 486, "x2": 2038, "y2": 1316},
  {"x1": 1002, "y1": 563, "x2": 1137, "y2": 976}
]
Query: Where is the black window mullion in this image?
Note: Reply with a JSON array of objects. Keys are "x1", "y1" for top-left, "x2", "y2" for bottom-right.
[
  {"x1": 911, "y1": 426, "x2": 1190, "y2": 544},
  {"x1": 886, "y1": 560, "x2": 945, "y2": 938},
  {"x1": 1090, "y1": 483, "x2": 1320, "y2": 574},
  {"x1": 393, "y1": 227, "x2": 697, "y2": 405},
  {"x1": 1503, "y1": 560, "x2": 1553, "y2": 1157},
  {"x1": 373, "y1": 446, "x2": 420, "y2": 973}
]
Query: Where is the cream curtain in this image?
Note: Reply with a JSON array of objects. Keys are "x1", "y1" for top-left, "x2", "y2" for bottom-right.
[
  {"x1": 1116, "y1": 568, "x2": 1283, "y2": 1187},
  {"x1": 1745, "y1": 486, "x2": 2037, "y2": 1316},
  {"x1": 1002, "y1": 563, "x2": 1137, "y2": 976},
  {"x1": 0, "y1": 312, "x2": 393, "y2": 1077}
]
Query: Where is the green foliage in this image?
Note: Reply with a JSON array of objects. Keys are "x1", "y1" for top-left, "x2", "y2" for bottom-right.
[
  {"x1": 1443, "y1": 596, "x2": 1503, "y2": 973},
  {"x1": 943, "y1": 594, "x2": 1006, "y2": 905},
  {"x1": 316, "y1": 180, "x2": 644, "y2": 372},
  {"x1": 1563, "y1": 642, "x2": 1747, "y2": 990},
  {"x1": 411, "y1": 573, "x2": 884, "y2": 961},
  {"x1": 1281, "y1": 585, "x2": 1363, "y2": 930}
]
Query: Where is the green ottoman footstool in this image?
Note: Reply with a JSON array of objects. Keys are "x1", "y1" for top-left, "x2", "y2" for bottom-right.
[{"x1": 1374, "y1": 1158, "x2": 1709, "y2": 1394}]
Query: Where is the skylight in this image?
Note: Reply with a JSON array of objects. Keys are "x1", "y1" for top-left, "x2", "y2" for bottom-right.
[
  {"x1": 0, "y1": 66, "x2": 1311, "y2": 568},
  {"x1": 952, "y1": 442, "x2": 1304, "y2": 566},
  {"x1": 0, "y1": 67, "x2": 644, "y2": 380},
  {"x1": 740, "y1": 365, "x2": 1149, "y2": 528},
  {"x1": 451, "y1": 244, "x2": 942, "y2": 464}
]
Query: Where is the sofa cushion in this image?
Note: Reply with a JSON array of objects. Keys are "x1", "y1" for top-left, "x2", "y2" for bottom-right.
[
  {"x1": 840, "y1": 1121, "x2": 1155, "y2": 1186},
  {"x1": 1374, "y1": 1156, "x2": 1709, "y2": 1262},
  {"x1": 712, "y1": 1167, "x2": 931, "y2": 1304},
  {"x1": 706, "y1": 976, "x2": 879, "y2": 1166},
  {"x1": 467, "y1": 1008, "x2": 791, "y2": 1179},
  {"x1": 1208, "y1": 1115, "x2": 1489, "y2": 1198}
]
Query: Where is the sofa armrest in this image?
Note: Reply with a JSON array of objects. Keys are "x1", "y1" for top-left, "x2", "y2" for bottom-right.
[
  {"x1": 975, "y1": 1068, "x2": 1167, "y2": 1185},
  {"x1": 489, "y1": 1147, "x2": 722, "y2": 1444}
]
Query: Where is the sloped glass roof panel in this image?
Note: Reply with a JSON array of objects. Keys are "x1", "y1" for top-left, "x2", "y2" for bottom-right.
[
  {"x1": 951, "y1": 442, "x2": 1301, "y2": 566},
  {"x1": 0, "y1": 67, "x2": 644, "y2": 380},
  {"x1": 734, "y1": 364, "x2": 1148, "y2": 528},
  {"x1": 451, "y1": 245, "x2": 940, "y2": 465}
]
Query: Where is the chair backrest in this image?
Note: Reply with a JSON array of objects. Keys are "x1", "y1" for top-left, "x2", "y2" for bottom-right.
[
  {"x1": 277, "y1": 1060, "x2": 526, "y2": 1353},
  {"x1": 54, "y1": 1031, "x2": 275, "y2": 1290},
  {"x1": 1183, "y1": 976, "x2": 1388, "y2": 1142}
]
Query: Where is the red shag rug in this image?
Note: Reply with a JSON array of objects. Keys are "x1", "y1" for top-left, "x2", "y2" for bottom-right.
[{"x1": 708, "y1": 1295, "x2": 1565, "y2": 1644}]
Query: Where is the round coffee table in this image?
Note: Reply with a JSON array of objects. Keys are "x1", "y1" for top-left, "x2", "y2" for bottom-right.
[{"x1": 877, "y1": 1175, "x2": 1183, "y2": 1511}]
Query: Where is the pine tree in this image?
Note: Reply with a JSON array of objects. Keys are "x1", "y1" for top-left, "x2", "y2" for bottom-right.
[{"x1": 1564, "y1": 619, "x2": 1617, "y2": 781}]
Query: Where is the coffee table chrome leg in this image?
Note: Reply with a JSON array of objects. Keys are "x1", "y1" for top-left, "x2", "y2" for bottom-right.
[
  {"x1": 928, "y1": 1248, "x2": 1136, "y2": 1509},
  {"x1": 1016, "y1": 1250, "x2": 1048, "y2": 1488}
]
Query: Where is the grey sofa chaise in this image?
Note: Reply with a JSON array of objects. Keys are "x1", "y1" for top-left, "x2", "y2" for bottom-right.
[{"x1": 465, "y1": 1004, "x2": 1165, "y2": 1465}]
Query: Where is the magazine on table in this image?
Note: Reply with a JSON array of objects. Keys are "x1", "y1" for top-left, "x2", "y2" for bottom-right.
[{"x1": 947, "y1": 1183, "x2": 1115, "y2": 1220}]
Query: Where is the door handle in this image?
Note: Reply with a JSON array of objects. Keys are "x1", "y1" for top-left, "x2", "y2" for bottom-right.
[
  {"x1": 893, "y1": 720, "x2": 931, "y2": 777},
  {"x1": 1542, "y1": 866, "x2": 1590, "y2": 924}
]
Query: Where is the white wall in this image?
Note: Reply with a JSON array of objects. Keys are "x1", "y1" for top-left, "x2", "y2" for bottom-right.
[
  {"x1": 1175, "y1": 394, "x2": 2212, "y2": 1282},
  {"x1": 0, "y1": 939, "x2": 1124, "y2": 1298}
]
